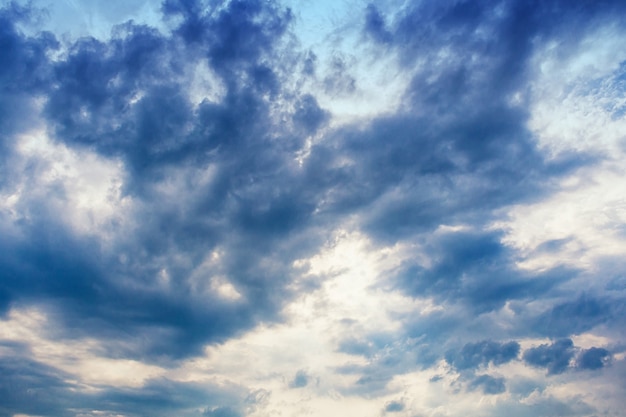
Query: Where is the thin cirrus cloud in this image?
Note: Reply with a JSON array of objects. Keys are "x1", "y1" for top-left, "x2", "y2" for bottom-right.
[{"x1": 1, "y1": 0, "x2": 626, "y2": 416}]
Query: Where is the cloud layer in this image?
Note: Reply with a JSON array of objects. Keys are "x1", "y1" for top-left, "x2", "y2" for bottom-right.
[{"x1": 1, "y1": 0, "x2": 626, "y2": 416}]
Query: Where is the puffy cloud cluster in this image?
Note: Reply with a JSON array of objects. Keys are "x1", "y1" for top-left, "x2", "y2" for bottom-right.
[{"x1": 1, "y1": 0, "x2": 626, "y2": 416}]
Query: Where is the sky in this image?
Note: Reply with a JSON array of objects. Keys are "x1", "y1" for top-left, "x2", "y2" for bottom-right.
[{"x1": 1, "y1": 0, "x2": 626, "y2": 416}]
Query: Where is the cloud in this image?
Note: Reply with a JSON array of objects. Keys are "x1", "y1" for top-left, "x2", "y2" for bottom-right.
[
  {"x1": 393, "y1": 230, "x2": 574, "y2": 313},
  {"x1": 384, "y1": 400, "x2": 404, "y2": 412},
  {"x1": 289, "y1": 369, "x2": 309, "y2": 388},
  {"x1": 522, "y1": 338, "x2": 614, "y2": 376},
  {"x1": 1, "y1": 0, "x2": 626, "y2": 416},
  {"x1": 0, "y1": 355, "x2": 74, "y2": 417},
  {"x1": 446, "y1": 340, "x2": 520, "y2": 371},
  {"x1": 204, "y1": 407, "x2": 242, "y2": 417},
  {"x1": 363, "y1": 4, "x2": 392, "y2": 44},
  {"x1": 523, "y1": 339, "x2": 576, "y2": 375},
  {"x1": 0, "y1": 2, "x2": 57, "y2": 189},
  {"x1": 0, "y1": 0, "x2": 331, "y2": 362},
  {"x1": 575, "y1": 347, "x2": 612, "y2": 370},
  {"x1": 468, "y1": 375, "x2": 506, "y2": 395},
  {"x1": 533, "y1": 294, "x2": 614, "y2": 337},
  {"x1": 488, "y1": 392, "x2": 596, "y2": 417},
  {"x1": 0, "y1": 352, "x2": 246, "y2": 417}
]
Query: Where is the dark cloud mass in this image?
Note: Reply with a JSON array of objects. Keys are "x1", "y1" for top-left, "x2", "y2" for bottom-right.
[
  {"x1": 1, "y1": 0, "x2": 626, "y2": 415},
  {"x1": 522, "y1": 339, "x2": 613, "y2": 375},
  {"x1": 1, "y1": 0, "x2": 320, "y2": 361},
  {"x1": 523, "y1": 339, "x2": 576, "y2": 375},
  {"x1": 394, "y1": 231, "x2": 565, "y2": 312},
  {"x1": 576, "y1": 347, "x2": 611, "y2": 370},
  {"x1": 533, "y1": 294, "x2": 614, "y2": 337},
  {"x1": 446, "y1": 340, "x2": 520, "y2": 370}
]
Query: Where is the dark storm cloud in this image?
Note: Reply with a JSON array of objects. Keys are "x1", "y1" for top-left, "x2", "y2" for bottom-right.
[{"x1": 446, "y1": 340, "x2": 520, "y2": 371}]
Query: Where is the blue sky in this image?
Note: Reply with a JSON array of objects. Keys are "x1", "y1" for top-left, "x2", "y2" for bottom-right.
[{"x1": 1, "y1": 0, "x2": 626, "y2": 416}]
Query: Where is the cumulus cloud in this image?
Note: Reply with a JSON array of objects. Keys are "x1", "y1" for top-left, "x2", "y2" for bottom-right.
[
  {"x1": 575, "y1": 347, "x2": 612, "y2": 371},
  {"x1": 1, "y1": 0, "x2": 626, "y2": 415},
  {"x1": 446, "y1": 340, "x2": 521, "y2": 371},
  {"x1": 523, "y1": 339, "x2": 576, "y2": 375},
  {"x1": 0, "y1": 0, "x2": 331, "y2": 362}
]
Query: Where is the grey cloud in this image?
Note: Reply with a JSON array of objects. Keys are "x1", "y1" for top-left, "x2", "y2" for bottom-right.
[
  {"x1": 292, "y1": 94, "x2": 330, "y2": 135},
  {"x1": 203, "y1": 407, "x2": 242, "y2": 417},
  {"x1": 2, "y1": 0, "x2": 626, "y2": 414},
  {"x1": 523, "y1": 339, "x2": 613, "y2": 375},
  {"x1": 469, "y1": 374, "x2": 506, "y2": 395},
  {"x1": 289, "y1": 370, "x2": 309, "y2": 388},
  {"x1": 0, "y1": 0, "x2": 334, "y2": 363},
  {"x1": 322, "y1": 55, "x2": 356, "y2": 96},
  {"x1": 0, "y1": 354, "x2": 246, "y2": 417},
  {"x1": 446, "y1": 340, "x2": 520, "y2": 371},
  {"x1": 533, "y1": 294, "x2": 614, "y2": 338},
  {"x1": 0, "y1": 2, "x2": 57, "y2": 189},
  {"x1": 384, "y1": 400, "x2": 404, "y2": 412},
  {"x1": 363, "y1": 4, "x2": 392, "y2": 44},
  {"x1": 575, "y1": 347, "x2": 612, "y2": 371},
  {"x1": 393, "y1": 230, "x2": 573, "y2": 313},
  {"x1": 0, "y1": 356, "x2": 74, "y2": 417},
  {"x1": 488, "y1": 393, "x2": 596, "y2": 417},
  {"x1": 523, "y1": 339, "x2": 576, "y2": 375}
]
